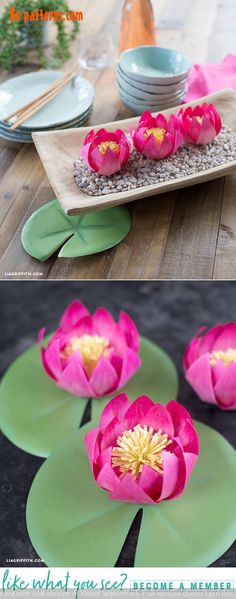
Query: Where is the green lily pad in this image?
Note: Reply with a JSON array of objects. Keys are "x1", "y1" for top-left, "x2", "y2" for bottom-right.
[
  {"x1": 26, "y1": 421, "x2": 236, "y2": 567},
  {"x1": 21, "y1": 199, "x2": 131, "y2": 261},
  {"x1": 0, "y1": 337, "x2": 178, "y2": 458}
]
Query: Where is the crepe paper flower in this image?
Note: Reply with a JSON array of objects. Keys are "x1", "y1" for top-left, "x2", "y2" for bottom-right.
[
  {"x1": 39, "y1": 301, "x2": 141, "y2": 399},
  {"x1": 184, "y1": 323, "x2": 236, "y2": 410},
  {"x1": 81, "y1": 128, "x2": 131, "y2": 176},
  {"x1": 177, "y1": 103, "x2": 222, "y2": 145},
  {"x1": 130, "y1": 111, "x2": 183, "y2": 160},
  {"x1": 85, "y1": 394, "x2": 199, "y2": 504}
]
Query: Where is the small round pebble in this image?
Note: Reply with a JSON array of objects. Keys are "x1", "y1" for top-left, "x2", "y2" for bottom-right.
[{"x1": 73, "y1": 126, "x2": 236, "y2": 196}]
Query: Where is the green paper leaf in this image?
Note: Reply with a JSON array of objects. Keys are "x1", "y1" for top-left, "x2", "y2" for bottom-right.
[
  {"x1": 26, "y1": 421, "x2": 236, "y2": 567},
  {"x1": 21, "y1": 199, "x2": 131, "y2": 261},
  {"x1": 0, "y1": 337, "x2": 178, "y2": 458}
]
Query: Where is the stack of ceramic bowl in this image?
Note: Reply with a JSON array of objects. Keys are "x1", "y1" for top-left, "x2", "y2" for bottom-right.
[
  {"x1": 0, "y1": 71, "x2": 94, "y2": 143},
  {"x1": 117, "y1": 46, "x2": 191, "y2": 115}
]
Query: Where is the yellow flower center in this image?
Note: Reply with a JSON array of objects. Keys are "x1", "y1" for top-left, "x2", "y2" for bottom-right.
[
  {"x1": 111, "y1": 424, "x2": 171, "y2": 479},
  {"x1": 210, "y1": 348, "x2": 236, "y2": 367},
  {"x1": 98, "y1": 141, "x2": 120, "y2": 155},
  {"x1": 196, "y1": 116, "x2": 203, "y2": 124},
  {"x1": 143, "y1": 127, "x2": 166, "y2": 145},
  {"x1": 63, "y1": 334, "x2": 110, "y2": 376}
]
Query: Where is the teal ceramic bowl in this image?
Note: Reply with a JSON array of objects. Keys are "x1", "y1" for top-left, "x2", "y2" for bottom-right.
[
  {"x1": 118, "y1": 46, "x2": 191, "y2": 85},
  {"x1": 118, "y1": 87, "x2": 185, "y2": 115},
  {"x1": 118, "y1": 64, "x2": 188, "y2": 94},
  {"x1": 117, "y1": 73, "x2": 186, "y2": 102}
]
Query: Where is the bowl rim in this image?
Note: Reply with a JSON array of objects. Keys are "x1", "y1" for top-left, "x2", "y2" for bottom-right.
[
  {"x1": 117, "y1": 64, "x2": 188, "y2": 90},
  {"x1": 117, "y1": 74, "x2": 187, "y2": 99},
  {"x1": 117, "y1": 79, "x2": 186, "y2": 103},
  {"x1": 118, "y1": 87, "x2": 185, "y2": 109},
  {"x1": 118, "y1": 45, "x2": 191, "y2": 84}
]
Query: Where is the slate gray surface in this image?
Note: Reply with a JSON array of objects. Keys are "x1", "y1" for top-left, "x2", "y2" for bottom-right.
[{"x1": 0, "y1": 281, "x2": 235, "y2": 568}]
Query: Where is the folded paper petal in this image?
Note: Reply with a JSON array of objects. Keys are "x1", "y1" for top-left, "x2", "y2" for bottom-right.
[
  {"x1": 58, "y1": 358, "x2": 94, "y2": 397},
  {"x1": 99, "y1": 393, "x2": 130, "y2": 431},
  {"x1": 90, "y1": 356, "x2": 119, "y2": 396}
]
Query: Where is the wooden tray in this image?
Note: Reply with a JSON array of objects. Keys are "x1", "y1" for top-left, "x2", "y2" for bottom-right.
[{"x1": 33, "y1": 89, "x2": 236, "y2": 215}]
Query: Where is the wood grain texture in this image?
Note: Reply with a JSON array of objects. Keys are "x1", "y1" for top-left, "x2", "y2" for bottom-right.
[{"x1": 0, "y1": 0, "x2": 236, "y2": 280}]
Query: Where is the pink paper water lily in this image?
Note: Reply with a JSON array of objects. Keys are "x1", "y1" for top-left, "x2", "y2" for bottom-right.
[
  {"x1": 81, "y1": 128, "x2": 131, "y2": 176},
  {"x1": 85, "y1": 394, "x2": 199, "y2": 504},
  {"x1": 39, "y1": 301, "x2": 141, "y2": 398},
  {"x1": 184, "y1": 323, "x2": 236, "y2": 410},
  {"x1": 130, "y1": 111, "x2": 183, "y2": 160},
  {"x1": 177, "y1": 103, "x2": 222, "y2": 145}
]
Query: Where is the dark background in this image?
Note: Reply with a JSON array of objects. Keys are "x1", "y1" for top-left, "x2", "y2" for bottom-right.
[{"x1": 0, "y1": 281, "x2": 236, "y2": 568}]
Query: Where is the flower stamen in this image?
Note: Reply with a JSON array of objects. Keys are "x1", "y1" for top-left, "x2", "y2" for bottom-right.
[
  {"x1": 63, "y1": 334, "x2": 110, "y2": 376},
  {"x1": 144, "y1": 127, "x2": 166, "y2": 145},
  {"x1": 111, "y1": 424, "x2": 171, "y2": 479},
  {"x1": 210, "y1": 348, "x2": 236, "y2": 367},
  {"x1": 99, "y1": 141, "x2": 120, "y2": 155}
]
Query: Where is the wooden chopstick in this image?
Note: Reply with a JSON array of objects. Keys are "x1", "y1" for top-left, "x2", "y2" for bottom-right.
[
  {"x1": 4, "y1": 64, "x2": 77, "y2": 125},
  {"x1": 4, "y1": 64, "x2": 76, "y2": 122},
  {"x1": 9, "y1": 66, "x2": 77, "y2": 131}
]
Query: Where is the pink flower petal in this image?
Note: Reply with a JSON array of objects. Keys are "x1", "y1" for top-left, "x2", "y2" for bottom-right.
[
  {"x1": 185, "y1": 354, "x2": 217, "y2": 405},
  {"x1": 81, "y1": 142, "x2": 91, "y2": 166},
  {"x1": 92, "y1": 307, "x2": 115, "y2": 338},
  {"x1": 96, "y1": 462, "x2": 119, "y2": 493},
  {"x1": 167, "y1": 400, "x2": 193, "y2": 426},
  {"x1": 211, "y1": 360, "x2": 226, "y2": 385},
  {"x1": 72, "y1": 315, "x2": 93, "y2": 337},
  {"x1": 44, "y1": 338, "x2": 62, "y2": 379},
  {"x1": 110, "y1": 472, "x2": 155, "y2": 504},
  {"x1": 158, "y1": 450, "x2": 184, "y2": 501},
  {"x1": 58, "y1": 357, "x2": 94, "y2": 397},
  {"x1": 197, "y1": 116, "x2": 217, "y2": 144},
  {"x1": 59, "y1": 300, "x2": 89, "y2": 332},
  {"x1": 138, "y1": 465, "x2": 163, "y2": 501},
  {"x1": 118, "y1": 347, "x2": 142, "y2": 390},
  {"x1": 38, "y1": 328, "x2": 56, "y2": 380},
  {"x1": 212, "y1": 322, "x2": 236, "y2": 351},
  {"x1": 99, "y1": 392, "x2": 130, "y2": 431},
  {"x1": 185, "y1": 117, "x2": 202, "y2": 143},
  {"x1": 140, "y1": 403, "x2": 174, "y2": 437},
  {"x1": 174, "y1": 419, "x2": 199, "y2": 454},
  {"x1": 119, "y1": 310, "x2": 140, "y2": 352},
  {"x1": 183, "y1": 336, "x2": 201, "y2": 370},
  {"x1": 124, "y1": 395, "x2": 154, "y2": 429},
  {"x1": 89, "y1": 355, "x2": 119, "y2": 396},
  {"x1": 109, "y1": 351, "x2": 123, "y2": 378},
  {"x1": 84, "y1": 428, "x2": 99, "y2": 470},
  {"x1": 214, "y1": 362, "x2": 236, "y2": 409},
  {"x1": 100, "y1": 416, "x2": 124, "y2": 451},
  {"x1": 97, "y1": 446, "x2": 112, "y2": 468},
  {"x1": 197, "y1": 324, "x2": 223, "y2": 356},
  {"x1": 144, "y1": 133, "x2": 173, "y2": 159}
]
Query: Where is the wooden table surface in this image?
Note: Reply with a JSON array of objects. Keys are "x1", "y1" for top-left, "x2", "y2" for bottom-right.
[{"x1": 0, "y1": 0, "x2": 236, "y2": 280}]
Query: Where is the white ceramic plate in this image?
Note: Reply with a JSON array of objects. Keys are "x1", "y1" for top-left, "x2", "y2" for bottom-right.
[{"x1": 0, "y1": 71, "x2": 94, "y2": 130}]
